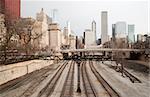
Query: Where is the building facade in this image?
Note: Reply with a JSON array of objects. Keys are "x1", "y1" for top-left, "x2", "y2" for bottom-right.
[
  {"x1": 137, "y1": 34, "x2": 146, "y2": 42},
  {"x1": 101, "y1": 11, "x2": 108, "y2": 44},
  {"x1": 36, "y1": 8, "x2": 52, "y2": 50},
  {"x1": 128, "y1": 24, "x2": 135, "y2": 43},
  {"x1": 0, "y1": 0, "x2": 20, "y2": 21},
  {"x1": 115, "y1": 21, "x2": 127, "y2": 38},
  {"x1": 69, "y1": 34, "x2": 76, "y2": 49},
  {"x1": 67, "y1": 21, "x2": 71, "y2": 36},
  {"x1": 49, "y1": 23, "x2": 61, "y2": 51},
  {"x1": 63, "y1": 26, "x2": 70, "y2": 45},
  {"x1": 92, "y1": 20, "x2": 96, "y2": 43},
  {"x1": 84, "y1": 29, "x2": 95, "y2": 47}
]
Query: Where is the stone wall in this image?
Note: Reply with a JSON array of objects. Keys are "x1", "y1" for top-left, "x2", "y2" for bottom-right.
[{"x1": 0, "y1": 60, "x2": 53, "y2": 85}]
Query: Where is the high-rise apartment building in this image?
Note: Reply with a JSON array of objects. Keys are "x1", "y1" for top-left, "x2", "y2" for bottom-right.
[
  {"x1": 101, "y1": 11, "x2": 108, "y2": 44},
  {"x1": 0, "y1": 0, "x2": 20, "y2": 21}
]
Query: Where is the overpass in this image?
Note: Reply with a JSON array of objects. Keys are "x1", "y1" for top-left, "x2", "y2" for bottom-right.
[
  {"x1": 59, "y1": 48, "x2": 147, "y2": 53},
  {"x1": 58, "y1": 48, "x2": 149, "y2": 60}
]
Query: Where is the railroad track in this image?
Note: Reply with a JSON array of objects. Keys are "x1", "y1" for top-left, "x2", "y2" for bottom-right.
[
  {"x1": 18, "y1": 61, "x2": 64, "y2": 97},
  {"x1": 0, "y1": 63, "x2": 55, "y2": 94},
  {"x1": 123, "y1": 68, "x2": 141, "y2": 83},
  {"x1": 101, "y1": 61, "x2": 141, "y2": 83},
  {"x1": 37, "y1": 61, "x2": 69, "y2": 97},
  {"x1": 0, "y1": 70, "x2": 36, "y2": 94},
  {"x1": 89, "y1": 61, "x2": 120, "y2": 97},
  {"x1": 18, "y1": 67, "x2": 55, "y2": 97},
  {"x1": 81, "y1": 61, "x2": 97, "y2": 97},
  {"x1": 60, "y1": 60, "x2": 75, "y2": 97},
  {"x1": 0, "y1": 61, "x2": 63, "y2": 97}
]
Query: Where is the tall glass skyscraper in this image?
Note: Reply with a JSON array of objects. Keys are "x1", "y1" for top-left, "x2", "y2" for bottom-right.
[
  {"x1": 128, "y1": 24, "x2": 135, "y2": 43},
  {"x1": 115, "y1": 21, "x2": 127, "y2": 38}
]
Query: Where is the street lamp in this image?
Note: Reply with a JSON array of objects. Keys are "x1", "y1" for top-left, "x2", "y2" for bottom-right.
[
  {"x1": 48, "y1": 29, "x2": 51, "y2": 48},
  {"x1": 74, "y1": 55, "x2": 81, "y2": 93}
]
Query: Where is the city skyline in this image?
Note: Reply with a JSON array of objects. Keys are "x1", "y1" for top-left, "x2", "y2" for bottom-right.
[{"x1": 21, "y1": 0, "x2": 149, "y2": 38}]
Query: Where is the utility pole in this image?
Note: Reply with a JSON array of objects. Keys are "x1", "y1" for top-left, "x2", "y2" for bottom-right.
[{"x1": 74, "y1": 55, "x2": 81, "y2": 93}]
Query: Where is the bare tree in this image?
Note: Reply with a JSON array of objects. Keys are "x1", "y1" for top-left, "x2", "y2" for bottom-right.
[
  {"x1": 0, "y1": 16, "x2": 44, "y2": 64},
  {"x1": 114, "y1": 38, "x2": 128, "y2": 76},
  {"x1": 0, "y1": 19, "x2": 17, "y2": 64},
  {"x1": 13, "y1": 18, "x2": 44, "y2": 55}
]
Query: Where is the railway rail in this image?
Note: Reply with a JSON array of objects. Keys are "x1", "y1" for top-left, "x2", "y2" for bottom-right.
[
  {"x1": 89, "y1": 61, "x2": 120, "y2": 97},
  {"x1": 102, "y1": 62, "x2": 141, "y2": 83},
  {"x1": 0, "y1": 61, "x2": 62, "y2": 97},
  {"x1": 0, "y1": 63, "x2": 55, "y2": 94},
  {"x1": 81, "y1": 61, "x2": 97, "y2": 97},
  {"x1": 37, "y1": 61, "x2": 69, "y2": 97},
  {"x1": 60, "y1": 61, "x2": 75, "y2": 97},
  {"x1": 18, "y1": 67, "x2": 55, "y2": 97},
  {"x1": 123, "y1": 68, "x2": 141, "y2": 83}
]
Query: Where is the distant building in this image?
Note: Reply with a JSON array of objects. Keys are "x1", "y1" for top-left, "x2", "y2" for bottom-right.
[
  {"x1": 97, "y1": 38, "x2": 101, "y2": 45},
  {"x1": 112, "y1": 24, "x2": 116, "y2": 40},
  {"x1": 36, "y1": 8, "x2": 52, "y2": 24},
  {"x1": 69, "y1": 34, "x2": 76, "y2": 49},
  {"x1": 63, "y1": 27, "x2": 69, "y2": 45},
  {"x1": 67, "y1": 21, "x2": 71, "y2": 36},
  {"x1": 62, "y1": 21, "x2": 72, "y2": 45},
  {"x1": 115, "y1": 21, "x2": 127, "y2": 38},
  {"x1": 51, "y1": 9, "x2": 58, "y2": 23},
  {"x1": 84, "y1": 29, "x2": 95, "y2": 47},
  {"x1": 49, "y1": 23, "x2": 61, "y2": 50},
  {"x1": 101, "y1": 11, "x2": 108, "y2": 44},
  {"x1": 0, "y1": 0, "x2": 20, "y2": 21},
  {"x1": 128, "y1": 24, "x2": 135, "y2": 43},
  {"x1": 137, "y1": 34, "x2": 142, "y2": 42},
  {"x1": 92, "y1": 20, "x2": 96, "y2": 43},
  {"x1": 137, "y1": 34, "x2": 146, "y2": 42},
  {"x1": 145, "y1": 35, "x2": 150, "y2": 49},
  {"x1": 76, "y1": 36, "x2": 84, "y2": 49},
  {"x1": 36, "y1": 8, "x2": 52, "y2": 49},
  {"x1": 111, "y1": 23, "x2": 128, "y2": 48}
]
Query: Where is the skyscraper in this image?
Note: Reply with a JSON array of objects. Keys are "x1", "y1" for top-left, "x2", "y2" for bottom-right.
[
  {"x1": 67, "y1": 21, "x2": 71, "y2": 36},
  {"x1": 0, "y1": 0, "x2": 20, "y2": 21},
  {"x1": 112, "y1": 24, "x2": 116, "y2": 48},
  {"x1": 36, "y1": 8, "x2": 52, "y2": 49},
  {"x1": 49, "y1": 23, "x2": 61, "y2": 50},
  {"x1": 128, "y1": 24, "x2": 135, "y2": 43},
  {"x1": 92, "y1": 20, "x2": 96, "y2": 43},
  {"x1": 84, "y1": 29, "x2": 95, "y2": 47},
  {"x1": 115, "y1": 21, "x2": 127, "y2": 38},
  {"x1": 101, "y1": 11, "x2": 108, "y2": 44}
]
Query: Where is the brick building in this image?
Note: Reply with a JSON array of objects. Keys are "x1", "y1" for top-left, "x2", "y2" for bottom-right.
[{"x1": 0, "y1": 0, "x2": 20, "y2": 21}]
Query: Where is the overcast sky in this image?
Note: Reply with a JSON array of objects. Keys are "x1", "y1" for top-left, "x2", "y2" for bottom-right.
[{"x1": 21, "y1": 0, "x2": 149, "y2": 38}]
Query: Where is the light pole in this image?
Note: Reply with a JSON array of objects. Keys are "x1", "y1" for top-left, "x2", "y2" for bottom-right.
[
  {"x1": 48, "y1": 29, "x2": 51, "y2": 47},
  {"x1": 75, "y1": 55, "x2": 81, "y2": 93}
]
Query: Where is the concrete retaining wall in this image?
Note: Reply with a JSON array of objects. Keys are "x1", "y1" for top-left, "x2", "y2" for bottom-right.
[{"x1": 0, "y1": 60, "x2": 53, "y2": 85}]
